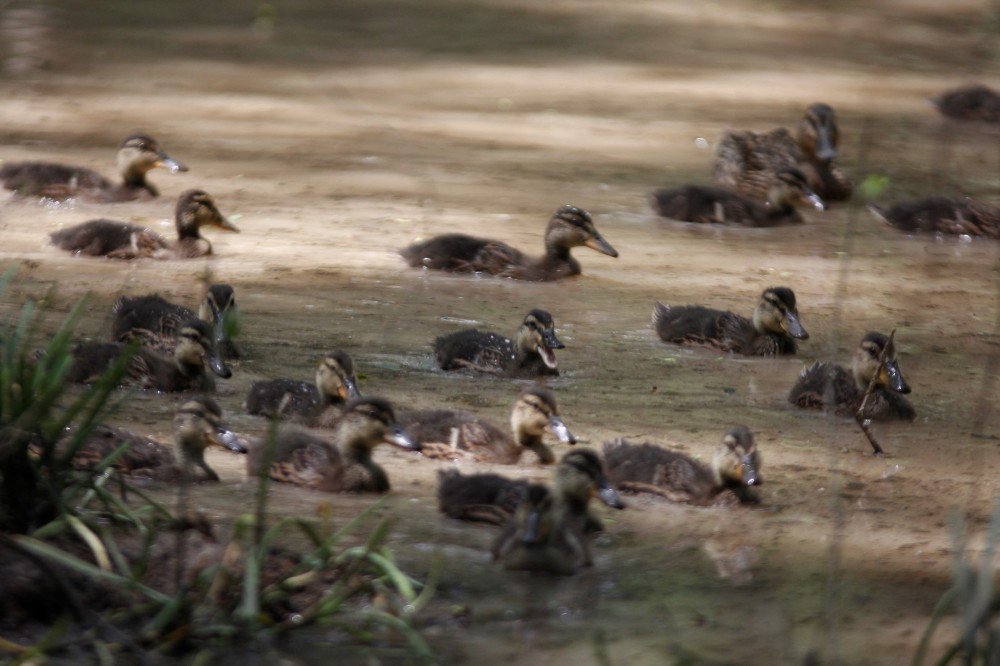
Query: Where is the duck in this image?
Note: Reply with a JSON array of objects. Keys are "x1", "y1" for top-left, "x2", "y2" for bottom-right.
[
  {"x1": 603, "y1": 426, "x2": 762, "y2": 506},
  {"x1": 437, "y1": 448, "x2": 625, "y2": 533},
  {"x1": 49, "y1": 189, "x2": 239, "y2": 260},
  {"x1": 172, "y1": 397, "x2": 248, "y2": 481},
  {"x1": 1, "y1": 134, "x2": 188, "y2": 201},
  {"x1": 489, "y1": 484, "x2": 588, "y2": 575},
  {"x1": 650, "y1": 167, "x2": 825, "y2": 226},
  {"x1": 67, "y1": 319, "x2": 231, "y2": 392},
  {"x1": 400, "y1": 204, "x2": 618, "y2": 281},
  {"x1": 246, "y1": 397, "x2": 420, "y2": 493},
  {"x1": 245, "y1": 351, "x2": 360, "y2": 427},
  {"x1": 434, "y1": 308, "x2": 564, "y2": 377},
  {"x1": 868, "y1": 198, "x2": 999, "y2": 239},
  {"x1": 932, "y1": 84, "x2": 1000, "y2": 123},
  {"x1": 652, "y1": 286, "x2": 808, "y2": 356},
  {"x1": 112, "y1": 284, "x2": 241, "y2": 359},
  {"x1": 789, "y1": 331, "x2": 916, "y2": 420},
  {"x1": 399, "y1": 386, "x2": 576, "y2": 464},
  {"x1": 713, "y1": 103, "x2": 852, "y2": 202}
]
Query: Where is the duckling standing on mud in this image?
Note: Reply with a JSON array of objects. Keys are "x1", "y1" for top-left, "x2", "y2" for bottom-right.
[
  {"x1": 399, "y1": 386, "x2": 575, "y2": 464},
  {"x1": 653, "y1": 287, "x2": 808, "y2": 356},
  {"x1": 50, "y1": 189, "x2": 239, "y2": 259},
  {"x1": 246, "y1": 397, "x2": 420, "y2": 493},
  {"x1": 868, "y1": 198, "x2": 999, "y2": 239},
  {"x1": 713, "y1": 103, "x2": 852, "y2": 202},
  {"x1": 401, "y1": 204, "x2": 618, "y2": 281},
  {"x1": 245, "y1": 351, "x2": 360, "y2": 427},
  {"x1": 650, "y1": 167, "x2": 825, "y2": 227},
  {"x1": 789, "y1": 331, "x2": 916, "y2": 420},
  {"x1": 434, "y1": 308, "x2": 565, "y2": 377},
  {"x1": 1, "y1": 134, "x2": 188, "y2": 202},
  {"x1": 603, "y1": 426, "x2": 762, "y2": 506}
]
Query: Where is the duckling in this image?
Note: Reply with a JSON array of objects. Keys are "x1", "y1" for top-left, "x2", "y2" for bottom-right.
[
  {"x1": 49, "y1": 189, "x2": 239, "y2": 260},
  {"x1": 112, "y1": 284, "x2": 241, "y2": 359},
  {"x1": 868, "y1": 198, "x2": 999, "y2": 239},
  {"x1": 713, "y1": 103, "x2": 852, "y2": 202},
  {"x1": 173, "y1": 397, "x2": 248, "y2": 481},
  {"x1": 401, "y1": 204, "x2": 618, "y2": 281},
  {"x1": 1, "y1": 134, "x2": 188, "y2": 201},
  {"x1": 650, "y1": 167, "x2": 825, "y2": 226},
  {"x1": 490, "y1": 485, "x2": 588, "y2": 576},
  {"x1": 246, "y1": 397, "x2": 420, "y2": 493},
  {"x1": 789, "y1": 331, "x2": 915, "y2": 421},
  {"x1": 245, "y1": 351, "x2": 360, "y2": 427},
  {"x1": 399, "y1": 386, "x2": 576, "y2": 464},
  {"x1": 652, "y1": 287, "x2": 808, "y2": 356},
  {"x1": 434, "y1": 309, "x2": 564, "y2": 377},
  {"x1": 603, "y1": 426, "x2": 762, "y2": 506},
  {"x1": 67, "y1": 319, "x2": 231, "y2": 392},
  {"x1": 933, "y1": 84, "x2": 1000, "y2": 123}
]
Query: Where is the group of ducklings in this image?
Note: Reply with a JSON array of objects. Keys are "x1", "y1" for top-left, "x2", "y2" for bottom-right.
[{"x1": 3, "y1": 82, "x2": 992, "y2": 575}]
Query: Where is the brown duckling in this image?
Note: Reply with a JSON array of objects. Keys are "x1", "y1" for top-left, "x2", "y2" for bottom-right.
[
  {"x1": 50, "y1": 189, "x2": 239, "y2": 259},
  {"x1": 713, "y1": 103, "x2": 852, "y2": 202},
  {"x1": 401, "y1": 204, "x2": 618, "y2": 281},
  {"x1": 490, "y1": 484, "x2": 588, "y2": 576},
  {"x1": 173, "y1": 397, "x2": 248, "y2": 481},
  {"x1": 246, "y1": 397, "x2": 420, "y2": 493},
  {"x1": 245, "y1": 351, "x2": 360, "y2": 427},
  {"x1": 933, "y1": 84, "x2": 1000, "y2": 123},
  {"x1": 400, "y1": 386, "x2": 576, "y2": 464},
  {"x1": 112, "y1": 284, "x2": 241, "y2": 359},
  {"x1": 1, "y1": 134, "x2": 187, "y2": 201},
  {"x1": 603, "y1": 426, "x2": 762, "y2": 506},
  {"x1": 789, "y1": 331, "x2": 915, "y2": 421},
  {"x1": 67, "y1": 319, "x2": 231, "y2": 392},
  {"x1": 650, "y1": 167, "x2": 825, "y2": 226},
  {"x1": 653, "y1": 286, "x2": 808, "y2": 356},
  {"x1": 434, "y1": 308, "x2": 564, "y2": 377},
  {"x1": 869, "y1": 198, "x2": 999, "y2": 239}
]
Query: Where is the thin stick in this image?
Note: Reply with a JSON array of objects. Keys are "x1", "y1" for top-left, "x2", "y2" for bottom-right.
[{"x1": 854, "y1": 328, "x2": 896, "y2": 456}]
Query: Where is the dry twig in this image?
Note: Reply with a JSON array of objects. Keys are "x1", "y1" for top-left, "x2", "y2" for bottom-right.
[{"x1": 854, "y1": 328, "x2": 896, "y2": 456}]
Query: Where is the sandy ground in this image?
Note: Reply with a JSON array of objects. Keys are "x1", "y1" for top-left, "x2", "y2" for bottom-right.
[{"x1": 1, "y1": 0, "x2": 999, "y2": 663}]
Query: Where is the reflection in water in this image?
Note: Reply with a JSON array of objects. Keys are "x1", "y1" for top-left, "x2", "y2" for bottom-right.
[{"x1": 1, "y1": 3, "x2": 53, "y2": 75}]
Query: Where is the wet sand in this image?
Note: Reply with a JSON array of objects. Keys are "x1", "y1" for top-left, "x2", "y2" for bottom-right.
[{"x1": 1, "y1": 0, "x2": 999, "y2": 662}]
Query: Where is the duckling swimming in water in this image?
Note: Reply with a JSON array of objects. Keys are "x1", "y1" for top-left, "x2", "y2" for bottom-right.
[
  {"x1": 650, "y1": 167, "x2": 825, "y2": 226},
  {"x1": 490, "y1": 484, "x2": 588, "y2": 576},
  {"x1": 933, "y1": 84, "x2": 1000, "y2": 123},
  {"x1": 401, "y1": 204, "x2": 618, "y2": 281},
  {"x1": 173, "y1": 397, "x2": 247, "y2": 481},
  {"x1": 50, "y1": 189, "x2": 239, "y2": 259},
  {"x1": 245, "y1": 351, "x2": 360, "y2": 427},
  {"x1": 246, "y1": 397, "x2": 420, "y2": 493},
  {"x1": 869, "y1": 198, "x2": 999, "y2": 239},
  {"x1": 789, "y1": 331, "x2": 915, "y2": 421},
  {"x1": 1, "y1": 134, "x2": 188, "y2": 201},
  {"x1": 434, "y1": 309, "x2": 564, "y2": 377},
  {"x1": 603, "y1": 426, "x2": 762, "y2": 506},
  {"x1": 713, "y1": 103, "x2": 852, "y2": 202},
  {"x1": 399, "y1": 386, "x2": 575, "y2": 464},
  {"x1": 67, "y1": 319, "x2": 231, "y2": 392},
  {"x1": 653, "y1": 287, "x2": 808, "y2": 356},
  {"x1": 112, "y1": 284, "x2": 241, "y2": 359}
]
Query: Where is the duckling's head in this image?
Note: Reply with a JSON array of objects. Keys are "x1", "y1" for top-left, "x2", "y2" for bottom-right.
[
  {"x1": 556, "y1": 448, "x2": 626, "y2": 510},
  {"x1": 175, "y1": 189, "x2": 240, "y2": 238},
  {"x1": 116, "y1": 134, "x2": 188, "y2": 185},
  {"x1": 515, "y1": 309, "x2": 565, "y2": 370},
  {"x1": 798, "y1": 103, "x2": 840, "y2": 163},
  {"x1": 173, "y1": 395, "x2": 247, "y2": 461},
  {"x1": 315, "y1": 350, "x2": 361, "y2": 402},
  {"x1": 511, "y1": 386, "x2": 576, "y2": 463},
  {"x1": 175, "y1": 319, "x2": 231, "y2": 378},
  {"x1": 544, "y1": 205, "x2": 618, "y2": 258},
  {"x1": 768, "y1": 167, "x2": 825, "y2": 212},
  {"x1": 852, "y1": 331, "x2": 911, "y2": 394},
  {"x1": 198, "y1": 284, "x2": 239, "y2": 347},
  {"x1": 751, "y1": 287, "x2": 809, "y2": 341},
  {"x1": 711, "y1": 425, "x2": 762, "y2": 488},
  {"x1": 337, "y1": 397, "x2": 420, "y2": 454}
]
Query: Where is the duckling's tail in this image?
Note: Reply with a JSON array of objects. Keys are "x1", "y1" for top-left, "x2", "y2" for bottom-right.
[
  {"x1": 866, "y1": 203, "x2": 889, "y2": 224},
  {"x1": 651, "y1": 302, "x2": 670, "y2": 329}
]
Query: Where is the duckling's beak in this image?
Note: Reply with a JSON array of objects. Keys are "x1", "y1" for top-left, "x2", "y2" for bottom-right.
[
  {"x1": 803, "y1": 189, "x2": 826, "y2": 212},
  {"x1": 206, "y1": 298, "x2": 228, "y2": 348},
  {"x1": 548, "y1": 416, "x2": 576, "y2": 444},
  {"x1": 385, "y1": 425, "x2": 421, "y2": 451},
  {"x1": 815, "y1": 127, "x2": 837, "y2": 163},
  {"x1": 584, "y1": 234, "x2": 619, "y2": 258},
  {"x1": 215, "y1": 425, "x2": 248, "y2": 454},
  {"x1": 206, "y1": 345, "x2": 232, "y2": 379},
  {"x1": 156, "y1": 152, "x2": 189, "y2": 173},
  {"x1": 542, "y1": 328, "x2": 565, "y2": 351},
  {"x1": 781, "y1": 311, "x2": 809, "y2": 340},
  {"x1": 340, "y1": 377, "x2": 361, "y2": 401},
  {"x1": 596, "y1": 480, "x2": 626, "y2": 510},
  {"x1": 882, "y1": 359, "x2": 911, "y2": 394},
  {"x1": 521, "y1": 510, "x2": 542, "y2": 545},
  {"x1": 213, "y1": 216, "x2": 241, "y2": 233},
  {"x1": 741, "y1": 456, "x2": 760, "y2": 487}
]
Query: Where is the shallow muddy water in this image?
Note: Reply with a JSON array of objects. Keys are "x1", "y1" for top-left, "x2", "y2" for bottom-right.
[{"x1": 1, "y1": 0, "x2": 999, "y2": 663}]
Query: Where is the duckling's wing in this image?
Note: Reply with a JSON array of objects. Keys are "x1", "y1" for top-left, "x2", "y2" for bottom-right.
[
  {"x1": 69, "y1": 424, "x2": 176, "y2": 478},
  {"x1": 713, "y1": 128, "x2": 800, "y2": 200},
  {"x1": 789, "y1": 361, "x2": 849, "y2": 409},
  {"x1": 1, "y1": 162, "x2": 114, "y2": 198},
  {"x1": 653, "y1": 303, "x2": 730, "y2": 347},
  {"x1": 245, "y1": 379, "x2": 319, "y2": 420},
  {"x1": 437, "y1": 469, "x2": 525, "y2": 523},
  {"x1": 112, "y1": 295, "x2": 193, "y2": 345},
  {"x1": 434, "y1": 329, "x2": 515, "y2": 372}
]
